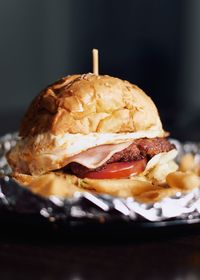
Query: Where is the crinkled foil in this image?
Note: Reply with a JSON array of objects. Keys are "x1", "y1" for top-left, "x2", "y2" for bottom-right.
[{"x1": 0, "y1": 133, "x2": 200, "y2": 227}]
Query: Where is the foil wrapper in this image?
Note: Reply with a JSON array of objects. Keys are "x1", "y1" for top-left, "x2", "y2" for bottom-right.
[{"x1": 0, "y1": 133, "x2": 200, "y2": 227}]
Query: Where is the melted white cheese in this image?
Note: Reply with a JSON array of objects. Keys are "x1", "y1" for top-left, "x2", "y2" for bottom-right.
[{"x1": 50, "y1": 130, "x2": 165, "y2": 157}]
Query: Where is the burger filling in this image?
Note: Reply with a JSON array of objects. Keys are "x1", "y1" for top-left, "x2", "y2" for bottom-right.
[{"x1": 63, "y1": 138, "x2": 175, "y2": 179}]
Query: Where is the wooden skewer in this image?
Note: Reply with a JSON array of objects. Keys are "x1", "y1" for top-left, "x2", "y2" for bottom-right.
[{"x1": 92, "y1": 49, "x2": 99, "y2": 75}]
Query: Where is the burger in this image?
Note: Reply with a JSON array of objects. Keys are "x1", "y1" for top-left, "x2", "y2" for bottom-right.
[{"x1": 7, "y1": 73, "x2": 179, "y2": 199}]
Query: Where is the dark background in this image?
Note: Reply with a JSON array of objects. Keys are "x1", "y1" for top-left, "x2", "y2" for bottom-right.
[
  {"x1": 0, "y1": 0, "x2": 200, "y2": 140},
  {"x1": 1, "y1": 2, "x2": 200, "y2": 280}
]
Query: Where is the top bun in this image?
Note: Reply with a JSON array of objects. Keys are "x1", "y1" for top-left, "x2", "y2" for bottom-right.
[{"x1": 20, "y1": 73, "x2": 164, "y2": 137}]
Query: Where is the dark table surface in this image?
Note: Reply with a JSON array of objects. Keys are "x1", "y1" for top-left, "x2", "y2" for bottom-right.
[
  {"x1": 0, "y1": 112, "x2": 200, "y2": 280},
  {"x1": 0, "y1": 224, "x2": 200, "y2": 280}
]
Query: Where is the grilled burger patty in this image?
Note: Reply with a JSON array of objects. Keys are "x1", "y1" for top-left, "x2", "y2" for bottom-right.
[{"x1": 66, "y1": 138, "x2": 175, "y2": 178}]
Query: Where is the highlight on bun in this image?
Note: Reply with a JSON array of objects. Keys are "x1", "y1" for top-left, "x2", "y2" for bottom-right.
[{"x1": 20, "y1": 73, "x2": 164, "y2": 137}]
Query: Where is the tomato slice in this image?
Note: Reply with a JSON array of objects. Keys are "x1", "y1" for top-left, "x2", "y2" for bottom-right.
[{"x1": 84, "y1": 158, "x2": 147, "y2": 179}]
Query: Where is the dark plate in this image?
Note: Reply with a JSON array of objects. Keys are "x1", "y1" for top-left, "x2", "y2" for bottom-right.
[{"x1": 0, "y1": 134, "x2": 200, "y2": 240}]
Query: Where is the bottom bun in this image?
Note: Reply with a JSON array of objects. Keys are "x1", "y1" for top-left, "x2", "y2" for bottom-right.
[
  {"x1": 12, "y1": 156, "x2": 200, "y2": 203},
  {"x1": 13, "y1": 171, "x2": 167, "y2": 202},
  {"x1": 13, "y1": 172, "x2": 81, "y2": 198}
]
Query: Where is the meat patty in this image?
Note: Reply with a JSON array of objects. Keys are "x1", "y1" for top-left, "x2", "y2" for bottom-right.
[
  {"x1": 67, "y1": 138, "x2": 175, "y2": 178},
  {"x1": 107, "y1": 142, "x2": 141, "y2": 164},
  {"x1": 135, "y1": 138, "x2": 175, "y2": 157}
]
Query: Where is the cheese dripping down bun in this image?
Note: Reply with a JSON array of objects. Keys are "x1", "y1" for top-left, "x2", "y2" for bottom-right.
[{"x1": 7, "y1": 73, "x2": 169, "y2": 176}]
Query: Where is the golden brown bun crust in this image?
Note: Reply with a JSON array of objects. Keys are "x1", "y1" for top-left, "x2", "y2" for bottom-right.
[{"x1": 20, "y1": 73, "x2": 163, "y2": 137}]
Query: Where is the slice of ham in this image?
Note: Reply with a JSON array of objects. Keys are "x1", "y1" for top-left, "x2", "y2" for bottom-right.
[{"x1": 64, "y1": 141, "x2": 133, "y2": 169}]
